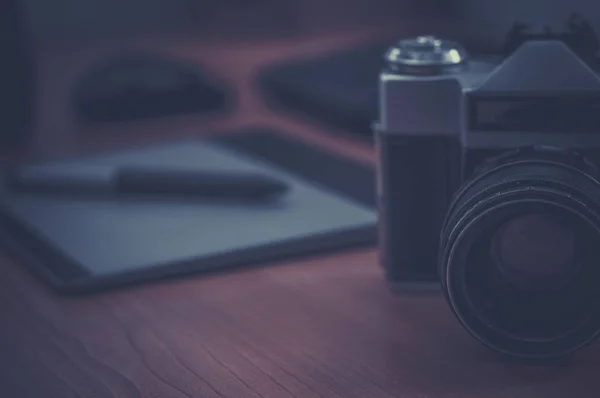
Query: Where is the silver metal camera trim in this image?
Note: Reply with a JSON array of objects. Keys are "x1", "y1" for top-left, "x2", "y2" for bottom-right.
[{"x1": 378, "y1": 40, "x2": 600, "y2": 148}]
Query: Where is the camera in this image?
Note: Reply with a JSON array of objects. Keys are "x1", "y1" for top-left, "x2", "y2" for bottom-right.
[{"x1": 375, "y1": 17, "x2": 600, "y2": 360}]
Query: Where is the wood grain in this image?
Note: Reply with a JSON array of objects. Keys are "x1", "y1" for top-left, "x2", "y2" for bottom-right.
[{"x1": 1, "y1": 10, "x2": 600, "y2": 398}]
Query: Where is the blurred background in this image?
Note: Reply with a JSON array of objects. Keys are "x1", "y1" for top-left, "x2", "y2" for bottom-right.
[
  {"x1": 4, "y1": 0, "x2": 599, "y2": 161},
  {"x1": 24, "y1": 0, "x2": 445, "y2": 40},
  {"x1": 0, "y1": 0, "x2": 465, "y2": 293},
  {"x1": 0, "y1": 0, "x2": 466, "y2": 294},
  {"x1": 0, "y1": 0, "x2": 456, "y2": 161}
]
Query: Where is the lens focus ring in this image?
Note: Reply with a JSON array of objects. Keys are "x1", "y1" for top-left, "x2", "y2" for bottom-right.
[{"x1": 439, "y1": 149, "x2": 600, "y2": 359}]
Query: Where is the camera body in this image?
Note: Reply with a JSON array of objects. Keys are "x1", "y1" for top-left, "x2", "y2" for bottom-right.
[
  {"x1": 375, "y1": 29, "x2": 600, "y2": 284},
  {"x1": 375, "y1": 18, "x2": 600, "y2": 360}
]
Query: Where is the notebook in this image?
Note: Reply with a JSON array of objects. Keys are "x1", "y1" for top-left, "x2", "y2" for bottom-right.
[
  {"x1": 0, "y1": 128, "x2": 376, "y2": 294},
  {"x1": 259, "y1": 42, "x2": 390, "y2": 141}
]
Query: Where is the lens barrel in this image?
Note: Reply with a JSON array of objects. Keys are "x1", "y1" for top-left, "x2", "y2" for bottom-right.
[{"x1": 440, "y1": 147, "x2": 600, "y2": 359}]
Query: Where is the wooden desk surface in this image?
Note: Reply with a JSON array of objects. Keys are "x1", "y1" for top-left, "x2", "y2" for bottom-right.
[{"x1": 2, "y1": 18, "x2": 600, "y2": 398}]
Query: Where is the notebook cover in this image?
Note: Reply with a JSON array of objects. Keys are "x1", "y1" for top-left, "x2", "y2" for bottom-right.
[
  {"x1": 0, "y1": 127, "x2": 376, "y2": 294},
  {"x1": 258, "y1": 43, "x2": 390, "y2": 142}
]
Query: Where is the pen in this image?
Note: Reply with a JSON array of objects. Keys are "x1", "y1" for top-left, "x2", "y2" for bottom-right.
[{"x1": 6, "y1": 167, "x2": 290, "y2": 201}]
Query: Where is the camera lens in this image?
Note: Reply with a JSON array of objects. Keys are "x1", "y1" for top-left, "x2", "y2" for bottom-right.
[
  {"x1": 440, "y1": 148, "x2": 600, "y2": 359},
  {"x1": 491, "y1": 213, "x2": 577, "y2": 290}
]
